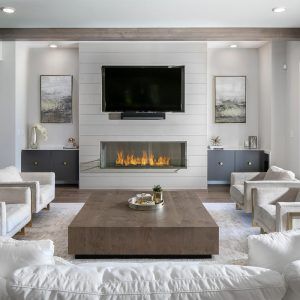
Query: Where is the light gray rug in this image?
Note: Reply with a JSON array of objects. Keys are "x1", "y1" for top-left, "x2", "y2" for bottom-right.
[{"x1": 17, "y1": 203, "x2": 260, "y2": 265}]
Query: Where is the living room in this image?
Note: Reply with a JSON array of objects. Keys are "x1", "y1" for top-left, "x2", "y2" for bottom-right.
[{"x1": 1, "y1": 1, "x2": 300, "y2": 299}]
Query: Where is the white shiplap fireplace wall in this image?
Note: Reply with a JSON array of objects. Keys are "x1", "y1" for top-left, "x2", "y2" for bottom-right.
[{"x1": 79, "y1": 42, "x2": 207, "y2": 189}]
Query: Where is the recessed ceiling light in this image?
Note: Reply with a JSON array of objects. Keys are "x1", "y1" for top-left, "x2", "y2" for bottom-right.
[
  {"x1": 229, "y1": 44, "x2": 238, "y2": 48},
  {"x1": 49, "y1": 43, "x2": 58, "y2": 49},
  {"x1": 272, "y1": 7, "x2": 286, "y2": 13},
  {"x1": 1, "y1": 7, "x2": 16, "y2": 14}
]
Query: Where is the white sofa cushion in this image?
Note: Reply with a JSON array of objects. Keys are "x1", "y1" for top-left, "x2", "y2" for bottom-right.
[
  {"x1": 264, "y1": 166, "x2": 296, "y2": 181},
  {"x1": 0, "y1": 276, "x2": 9, "y2": 300},
  {"x1": 283, "y1": 260, "x2": 300, "y2": 300},
  {"x1": 248, "y1": 230, "x2": 300, "y2": 273},
  {"x1": 0, "y1": 238, "x2": 55, "y2": 279},
  {"x1": 7, "y1": 262, "x2": 285, "y2": 300},
  {"x1": 0, "y1": 166, "x2": 23, "y2": 183}
]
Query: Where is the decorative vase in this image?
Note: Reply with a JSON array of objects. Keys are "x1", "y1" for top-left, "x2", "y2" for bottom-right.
[
  {"x1": 30, "y1": 127, "x2": 38, "y2": 149},
  {"x1": 153, "y1": 191, "x2": 163, "y2": 204}
]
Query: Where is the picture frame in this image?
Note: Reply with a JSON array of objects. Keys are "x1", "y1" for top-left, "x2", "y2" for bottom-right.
[
  {"x1": 40, "y1": 75, "x2": 73, "y2": 123},
  {"x1": 214, "y1": 76, "x2": 246, "y2": 123}
]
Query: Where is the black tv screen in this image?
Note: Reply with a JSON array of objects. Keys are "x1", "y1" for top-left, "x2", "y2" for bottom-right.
[{"x1": 102, "y1": 66, "x2": 184, "y2": 112}]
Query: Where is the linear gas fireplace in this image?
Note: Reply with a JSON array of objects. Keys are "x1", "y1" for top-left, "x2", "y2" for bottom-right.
[{"x1": 100, "y1": 142, "x2": 187, "y2": 169}]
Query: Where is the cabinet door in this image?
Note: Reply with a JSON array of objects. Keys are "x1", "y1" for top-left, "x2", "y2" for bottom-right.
[
  {"x1": 52, "y1": 150, "x2": 79, "y2": 184},
  {"x1": 21, "y1": 150, "x2": 52, "y2": 172},
  {"x1": 208, "y1": 150, "x2": 235, "y2": 183},
  {"x1": 235, "y1": 150, "x2": 261, "y2": 172}
]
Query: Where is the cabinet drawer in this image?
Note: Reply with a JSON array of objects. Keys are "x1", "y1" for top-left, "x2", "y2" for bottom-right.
[
  {"x1": 235, "y1": 151, "x2": 261, "y2": 172},
  {"x1": 208, "y1": 150, "x2": 235, "y2": 182},
  {"x1": 52, "y1": 150, "x2": 79, "y2": 183},
  {"x1": 21, "y1": 151, "x2": 52, "y2": 172}
]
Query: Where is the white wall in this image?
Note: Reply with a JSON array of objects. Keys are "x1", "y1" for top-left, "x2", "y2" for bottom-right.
[
  {"x1": 286, "y1": 42, "x2": 300, "y2": 177},
  {"x1": 270, "y1": 41, "x2": 287, "y2": 167},
  {"x1": 79, "y1": 41, "x2": 207, "y2": 189},
  {"x1": 26, "y1": 47, "x2": 79, "y2": 148},
  {"x1": 0, "y1": 41, "x2": 2, "y2": 60},
  {"x1": 258, "y1": 43, "x2": 272, "y2": 152},
  {"x1": 0, "y1": 42, "x2": 16, "y2": 168},
  {"x1": 207, "y1": 48, "x2": 259, "y2": 148},
  {"x1": 15, "y1": 43, "x2": 30, "y2": 168}
]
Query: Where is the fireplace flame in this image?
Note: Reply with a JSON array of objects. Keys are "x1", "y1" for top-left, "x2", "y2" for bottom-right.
[{"x1": 116, "y1": 150, "x2": 170, "y2": 167}]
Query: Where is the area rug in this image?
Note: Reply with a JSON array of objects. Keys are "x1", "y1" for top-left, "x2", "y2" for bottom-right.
[{"x1": 17, "y1": 203, "x2": 260, "y2": 264}]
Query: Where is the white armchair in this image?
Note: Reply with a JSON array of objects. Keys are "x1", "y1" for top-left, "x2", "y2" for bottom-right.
[
  {"x1": 0, "y1": 166, "x2": 55, "y2": 213},
  {"x1": 253, "y1": 187, "x2": 300, "y2": 233},
  {"x1": 0, "y1": 187, "x2": 31, "y2": 237},
  {"x1": 230, "y1": 166, "x2": 300, "y2": 213}
]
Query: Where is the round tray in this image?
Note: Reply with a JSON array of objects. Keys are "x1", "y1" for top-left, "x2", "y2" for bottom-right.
[{"x1": 128, "y1": 197, "x2": 164, "y2": 211}]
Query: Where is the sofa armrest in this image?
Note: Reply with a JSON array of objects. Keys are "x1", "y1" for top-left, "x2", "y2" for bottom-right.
[
  {"x1": 0, "y1": 202, "x2": 6, "y2": 236},
  {"x1": 252, "y1": 187, "x2": 298, "y2": 207},
  {"x1": 20, "y1": 172, "x2": 55, "y2": 186},
  {"x1": 276, "y1": 202, "x2": 300, "y2": 232},
  {"x1": 0, "y1": 187, "x2": 31, "y2": 205},
  {"x1": 244, "y1": 181, "x2": 300, "y2": 213},
  {"x1": 0, "y1": 182, "x2": 39, "y2": 213},
  {"x1": 230, "y1": 172, "x2": 264, "y2": 186}
]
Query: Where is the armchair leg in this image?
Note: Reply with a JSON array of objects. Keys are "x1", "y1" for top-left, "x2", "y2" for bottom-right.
[
  {"x1": 43, "y1": 204, "x2": 50, "y2": 211},
  {"x1": 260, "y1": 228, "x2": 266, "y2": 234},
  {"x1": 26, "y1": 220, "x2": 32, "y2": 227},
  {"x1": 15, "y1": 227, "x2": 25, "y2": 236},
  {"x1": 235, "y1": 203, "x2": 242, "y2": 210}
]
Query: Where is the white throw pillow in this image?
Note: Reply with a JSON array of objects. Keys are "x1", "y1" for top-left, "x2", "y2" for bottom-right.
[
  {"x1": 248, "y1": 230, "x2": 300, "y2": 273},
  {"x1": 0, "y1": 166, "x2": 23, "y2": 183},
  {"x1": 7, "y1": 263, "x2": 286, "y2": 300},
  {"x1": 0, "y1": 238, "x2": 55, "y2": 279},
  {"x1": 264, "y1": 165, "x2": 296, "y2": 181}
]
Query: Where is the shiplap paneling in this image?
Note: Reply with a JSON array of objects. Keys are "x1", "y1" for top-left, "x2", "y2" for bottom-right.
[{"x1": 79, "y1": 41, "x2": 207, "y2": 189}]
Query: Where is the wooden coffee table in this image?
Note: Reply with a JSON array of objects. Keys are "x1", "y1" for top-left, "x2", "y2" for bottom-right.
[{"x1": 68, "y1": 191, "x2": 219, "y2": 258}]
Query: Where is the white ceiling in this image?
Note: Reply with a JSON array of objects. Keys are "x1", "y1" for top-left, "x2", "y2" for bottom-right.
[{"x1": 0, "y1": 0, "x2": 299, "y2": 28}]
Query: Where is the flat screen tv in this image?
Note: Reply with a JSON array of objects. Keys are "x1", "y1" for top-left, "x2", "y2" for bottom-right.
[{"x1": 102, "y1": 66, "x2": 184, "y2": 112}]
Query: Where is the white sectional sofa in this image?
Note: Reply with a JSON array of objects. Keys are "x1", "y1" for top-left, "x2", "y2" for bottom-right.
[{"x1": 2, "y1": 231, "x2": 300, "y2": 299}]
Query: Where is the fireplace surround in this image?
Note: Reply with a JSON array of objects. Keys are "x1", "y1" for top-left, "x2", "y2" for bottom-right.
[{"x1": 100, "y1": 141, "x2": 187, "y2": 169}]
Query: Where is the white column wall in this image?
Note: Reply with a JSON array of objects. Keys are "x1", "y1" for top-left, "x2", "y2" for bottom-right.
[{"x1": 79, "y1": 42, "x2": 208, "y2": 189}]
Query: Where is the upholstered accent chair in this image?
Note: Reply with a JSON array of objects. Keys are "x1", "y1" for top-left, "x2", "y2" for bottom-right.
[
  {"x1": 253, "y1": 187, "x2": 300, "y2": 233},
  {"x1": 0, "y1": 187, "x2": 31, "y2": 237},
  {"x1": 230, "y1": 166, "x2": 300, "y2": 213},
  {"x1": 0, "y1": 166, "x2": 55, "y2": 214}
]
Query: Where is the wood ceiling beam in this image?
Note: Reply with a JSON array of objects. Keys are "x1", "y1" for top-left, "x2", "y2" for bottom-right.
[{"x1": 0, "y1": 28, "x2": 300, "y2": 41}]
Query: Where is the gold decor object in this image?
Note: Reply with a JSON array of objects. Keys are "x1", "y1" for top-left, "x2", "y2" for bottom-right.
[{"x1": 152, "y1": 185, "x2": 163, "y2": 204}]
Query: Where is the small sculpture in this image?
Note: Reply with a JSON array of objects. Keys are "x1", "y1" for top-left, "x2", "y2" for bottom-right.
[{"x1": 30, "y1": 123, "x2": 48, "y2": 149}]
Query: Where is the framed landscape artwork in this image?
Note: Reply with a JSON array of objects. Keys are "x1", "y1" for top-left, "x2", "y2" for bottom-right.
[
  {"x1": 40, "y1": 75, "x2": 73, "y2": 123},
  {"x1": 215, "y1": 76, "x2": 246, "y2": 123}
]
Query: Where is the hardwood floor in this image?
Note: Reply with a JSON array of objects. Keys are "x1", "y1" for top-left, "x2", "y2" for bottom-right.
[{"x1": 54, "y1": 185, "x2": 232, "y2": 203}]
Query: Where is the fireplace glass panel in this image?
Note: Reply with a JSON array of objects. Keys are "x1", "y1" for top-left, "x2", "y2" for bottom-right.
[{"x1": 100, "y1": 142, "x2": 186, "y2": 169}]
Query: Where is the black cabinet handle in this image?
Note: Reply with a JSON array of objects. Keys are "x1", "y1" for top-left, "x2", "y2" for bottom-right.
[
  {"x1": 218, "y1": 162, "x2": 224, "y2": 166},
  {"x1": 247, "y1": 161, "x2": 252, "y2": 166}
]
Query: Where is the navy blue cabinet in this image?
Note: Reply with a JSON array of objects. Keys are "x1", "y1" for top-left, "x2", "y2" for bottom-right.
[
  {"x1": 208, "y1": 150, "x2": 269, "y2": 184},
  {"x1": 21, "y1": 150, "x2": 79, "y2": 185}
]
